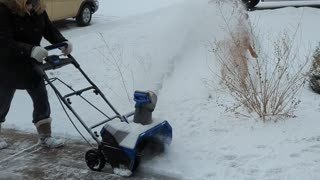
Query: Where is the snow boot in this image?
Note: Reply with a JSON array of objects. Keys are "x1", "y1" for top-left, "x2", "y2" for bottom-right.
[
  {"x1": 35, "y1": 118, "x2": 64, "y2": 148},
  {"x1": 0, "y1": 123, "x2": 8, "y2": 150}
]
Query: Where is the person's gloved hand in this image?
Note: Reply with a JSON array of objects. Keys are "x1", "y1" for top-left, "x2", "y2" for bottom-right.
[
  {"x1": 31, "y1": 46, "x2": 48, "y2": 63},
  {"x1": 60, "y1": 41, "x2": 73, "y2": 55}
]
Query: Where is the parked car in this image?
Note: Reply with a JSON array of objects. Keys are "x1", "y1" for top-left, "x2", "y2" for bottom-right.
[
  {"x1": 242, "y1": 0, "x2": 319, "y2": 8},
  {"x1": 45, "y1": 0, "x2": 99, "y2": 26}
]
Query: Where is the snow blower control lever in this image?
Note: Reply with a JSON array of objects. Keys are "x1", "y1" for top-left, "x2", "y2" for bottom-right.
[
  {"x1": 33, "y1": 42, "x2": 79, "y2": 76},
  {"x1": 44, "y1": 43, "x2": 67, "y2": 65}
]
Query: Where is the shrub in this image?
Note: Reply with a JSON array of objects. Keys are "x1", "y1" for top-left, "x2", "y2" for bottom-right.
[{"x1": 212, "y1": 1, "x2": 309, "y2": 121}]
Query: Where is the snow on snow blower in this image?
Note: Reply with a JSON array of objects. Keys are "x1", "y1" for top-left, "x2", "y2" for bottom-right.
[{"x1": 34, "y1": 43, "x2": 173, "y2": 176}]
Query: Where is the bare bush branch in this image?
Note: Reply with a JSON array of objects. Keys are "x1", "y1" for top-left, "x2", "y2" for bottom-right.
[
  {"x1": 211, "y1": 1, "x2": 309, "y2": 121},
  {"x1": 96, "y1": 33, "x2": 133, "y2": 103}
]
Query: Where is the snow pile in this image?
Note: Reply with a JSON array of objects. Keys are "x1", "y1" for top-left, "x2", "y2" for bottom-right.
[
  {"x1": 0, "y1": 139, "x2": 7, "y2": 149},
  {"x1": 113, "y1": 167, "x2": 132, "y2": 177}
]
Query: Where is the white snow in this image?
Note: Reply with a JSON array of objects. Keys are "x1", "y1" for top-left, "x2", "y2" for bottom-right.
[
  {"x1": 0, "y1": 171, "x2": 23, "y2": 180},
  {"x1": 2, "y1": 0, "x2": 320, "y2": 179},
  {"x1": 96, "y1": 0, "x2": 184, "y2": 18},
  {"x1": 113, "y1": 166, "x2": 133, "y2": 177},
  {"x1": 0, "y1": 139, "x2": 7, "y2": 150}
]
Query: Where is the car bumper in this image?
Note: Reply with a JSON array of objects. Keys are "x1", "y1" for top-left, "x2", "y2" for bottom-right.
[{"x1": 94, "y1": 0, "x2": 99, "y2": 13}]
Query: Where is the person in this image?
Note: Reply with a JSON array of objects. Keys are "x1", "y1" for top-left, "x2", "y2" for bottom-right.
[{"x1": 0, "y1": 0, "x2": 73, "y2": 149}]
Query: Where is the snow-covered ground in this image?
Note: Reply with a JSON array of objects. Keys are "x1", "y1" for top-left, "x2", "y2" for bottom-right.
[{"x1": 3, "y1": 0, "x2": 320, "y2": 179}]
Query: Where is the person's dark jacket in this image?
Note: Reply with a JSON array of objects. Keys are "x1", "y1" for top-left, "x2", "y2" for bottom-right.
[{"x1": 0, "y1": 3, "x2": 67, "y2": 89}]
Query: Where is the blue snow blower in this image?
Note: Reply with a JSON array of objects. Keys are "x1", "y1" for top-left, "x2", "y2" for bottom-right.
[{"x1": 33, "y1": 43, "x2": 173, "y2": 175}]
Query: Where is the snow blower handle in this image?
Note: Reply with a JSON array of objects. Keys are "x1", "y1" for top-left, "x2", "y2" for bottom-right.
[
  {"x1": 44, "y1": 42, "x2": 68, "y2": 51},
  {"x1": 33, "y1": 43, "x2": 79, "y2": 77}
]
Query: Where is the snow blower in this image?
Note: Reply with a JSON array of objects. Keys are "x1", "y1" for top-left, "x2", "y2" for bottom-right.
[{"x1": 33, "y1": 43, "x2": 173, "y2": 175}]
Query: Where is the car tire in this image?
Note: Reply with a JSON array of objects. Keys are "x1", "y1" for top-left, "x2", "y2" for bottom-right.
[
  {"x1": 241, "y1": 0, "x2": 260, "y2": 9},
  {"x1": 76, "y1": 4, "x2": 92, "y2": 26}
]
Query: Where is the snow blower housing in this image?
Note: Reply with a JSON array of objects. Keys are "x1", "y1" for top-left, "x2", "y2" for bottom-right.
[
  {"x1": 100, "y1": 91, "x2": 172, "y2": 172},
  {"x1": 33, "y1": 43, "x2": 173, "y2": 176}
]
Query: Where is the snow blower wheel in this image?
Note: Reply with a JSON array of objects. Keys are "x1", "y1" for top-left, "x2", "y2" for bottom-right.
[{"x1": 85, "y1": 149, "x2": 106, "y2": 171}]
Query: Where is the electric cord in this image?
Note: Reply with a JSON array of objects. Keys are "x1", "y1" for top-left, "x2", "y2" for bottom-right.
[{"x1": 54, "y1": 90, "x2": 94, "y2": 148}]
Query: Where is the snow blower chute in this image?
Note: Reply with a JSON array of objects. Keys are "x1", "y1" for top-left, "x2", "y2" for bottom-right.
[{"x1": 33, "y1": 43, "x2": 173, "y2": 175}]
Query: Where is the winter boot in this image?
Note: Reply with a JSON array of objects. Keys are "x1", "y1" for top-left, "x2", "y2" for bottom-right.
[
  {"x1": 35, "y1": 118, "x2": 64, "y2": 148},
  {"x1": 0, "y1": 123, "x2": 8, "y2": 150}
]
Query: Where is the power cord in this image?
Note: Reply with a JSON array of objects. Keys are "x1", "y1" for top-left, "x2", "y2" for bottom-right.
[{"x1": 54, "y1": 90, "x2": 94, "y2": 148}]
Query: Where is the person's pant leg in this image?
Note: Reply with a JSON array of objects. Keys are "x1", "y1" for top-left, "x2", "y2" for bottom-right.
[
  {"x1": 0, "y1": 88, "x2": 16, "y2": 123},
  {"x1": 26, "y1": 80, "x2": 51, "y2": 124}
]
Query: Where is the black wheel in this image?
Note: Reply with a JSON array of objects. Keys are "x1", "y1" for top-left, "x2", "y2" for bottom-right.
[
  {"x1": 76, "y1": 4, "x2": 92, "y2": 26},
  {"x1": 241, "y1": 0, "x2": 260, "y2": 9},
  {"x1": 85, "y1": 149, "x2": 106, "y2": 171}
]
